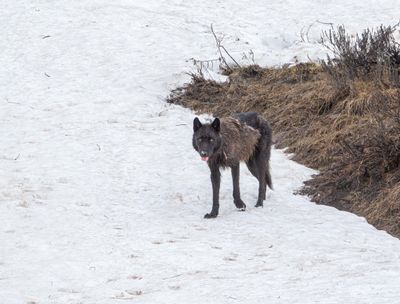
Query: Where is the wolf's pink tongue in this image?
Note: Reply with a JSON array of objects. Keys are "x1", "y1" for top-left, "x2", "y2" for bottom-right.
[{"x1": 201, "y1": 156, "x2": 209, "y2": 162}]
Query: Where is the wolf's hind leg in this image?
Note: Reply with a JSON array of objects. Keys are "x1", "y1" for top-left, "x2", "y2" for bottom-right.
[
  {"x1": 255, "y1": 155, "x2": 267, "y2": 207},
  {"x1": 247, "y1": 156, "x2": 267, "y2": 207}
]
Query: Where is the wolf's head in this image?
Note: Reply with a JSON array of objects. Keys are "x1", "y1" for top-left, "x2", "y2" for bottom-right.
[{"x1": 192, "y1": 117, "x2": 222, "y2": 162}]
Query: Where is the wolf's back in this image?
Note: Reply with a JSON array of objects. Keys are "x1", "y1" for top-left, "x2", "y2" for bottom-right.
[{"x1": 233, "y1": 112, "x2": 272, "y2": 144}]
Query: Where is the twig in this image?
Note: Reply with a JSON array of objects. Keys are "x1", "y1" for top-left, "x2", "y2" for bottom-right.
[
  {"x1": 316, "y1": 20, "x2": 334, "y2": 28},
  {"x1": 305, "y1": 22, "x2": 314, "y2": 43},
  {"x1": 210, "y1": 24, "x2": 241, "y2": 70},
  {"x1": 211, "y1": 24, "x2": 231, "y2": 70},
  {"x1": 191, "y1": 57, "x2": 220, "y2": 74},
  {"x1": 249, "y1": 49, "x2": 255, "y2": 64},
  {"x1": 6, "y1": 101, "x2": 21, "y2": 105},
  {"x1": 392, "y1": 19, "x2": 400, "y2": 29},
  {"x1": 300, "y1": 20, "x2": 334, "y2": 43},
  {"x1": 162, "y1": 273, "x2": 184, "y2": 280},
  {"x1": 220, "y1": 45, "x2": 241, "y2": 67}
]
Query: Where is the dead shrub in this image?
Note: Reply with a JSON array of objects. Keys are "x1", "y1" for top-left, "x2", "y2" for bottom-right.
[{"x1": 321, "y1": 24, "x2": 400, "y2": 87}]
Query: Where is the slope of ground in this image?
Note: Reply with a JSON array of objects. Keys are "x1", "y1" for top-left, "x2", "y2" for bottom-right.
[{"x1": 1, "y1": 1, "x2": 400, "y2": 303}]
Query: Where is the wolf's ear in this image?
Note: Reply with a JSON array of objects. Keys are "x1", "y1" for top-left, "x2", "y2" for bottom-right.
[
  {"x1": 193, "y1": 117, "x2": 202, "y2": 132},
  {"x1": 211, "y1": 118, "x2": 220, "y2": 132}
]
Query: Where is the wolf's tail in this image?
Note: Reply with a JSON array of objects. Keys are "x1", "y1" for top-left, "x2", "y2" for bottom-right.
[{"x1": 266, "y1": 162, "x2": 273, "y2": 190}]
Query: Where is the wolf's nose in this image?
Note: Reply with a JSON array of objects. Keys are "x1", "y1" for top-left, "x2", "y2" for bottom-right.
[{"x1": 200, "y1": 151, "x2": 207, "y2": 157}]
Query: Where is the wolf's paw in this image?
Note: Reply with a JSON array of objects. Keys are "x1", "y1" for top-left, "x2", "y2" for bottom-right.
[
  {"x1": 234, "y1": 199, "x2": 246, "y2": 209},
  {"x1": 255, "y1": 202, "x2": 263, "y2": 208},
  {"x1": 204, "y1": 213, "x2": 218, "y2": 219}
]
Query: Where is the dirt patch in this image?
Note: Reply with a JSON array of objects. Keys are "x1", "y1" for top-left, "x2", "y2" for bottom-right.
[{"x1": 167, "y1": 62, "x2": 400, "y2": 238}]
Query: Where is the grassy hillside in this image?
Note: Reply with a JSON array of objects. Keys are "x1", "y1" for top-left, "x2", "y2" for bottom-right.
[{"x1": 168, "y1": 25, "x2": 400, "y2": 237}]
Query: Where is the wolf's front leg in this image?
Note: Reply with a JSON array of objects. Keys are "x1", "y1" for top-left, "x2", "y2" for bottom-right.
[
  {"x1": 231, "y1": 164, "x2": 246, "y2": 210},
  {"x1": 204, "y1": 167, "x2": 220, "y2": 218}
]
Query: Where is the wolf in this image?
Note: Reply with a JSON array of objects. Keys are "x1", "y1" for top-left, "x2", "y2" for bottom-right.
[{"x1": 192, "y1": 112, "x2": 273, "y2": 218}]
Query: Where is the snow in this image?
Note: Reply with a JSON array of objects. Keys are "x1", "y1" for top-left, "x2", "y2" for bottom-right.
[{"x1": 1, "y1": 0, "x2": 400, "y2": 303}]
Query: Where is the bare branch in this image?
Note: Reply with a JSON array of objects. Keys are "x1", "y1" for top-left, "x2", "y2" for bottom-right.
[
  {"x1": 220, "y1": 45, "x2": 241, "y2": 68},
  {"x1": 210, "y1": 24, "x2": 241, "y2": 70},
  {"x1": 210, "y1": 24, "x2": 231, "y2": 70}
]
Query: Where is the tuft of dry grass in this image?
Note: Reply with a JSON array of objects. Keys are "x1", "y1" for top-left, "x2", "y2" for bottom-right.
[{"x1": 168, "y1": 62, "x2": 400, "y2": 238}]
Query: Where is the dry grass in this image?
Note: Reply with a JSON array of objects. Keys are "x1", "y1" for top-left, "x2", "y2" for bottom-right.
[{"x1": 167, "y1": 62, "x2": 400, "y2": 238}]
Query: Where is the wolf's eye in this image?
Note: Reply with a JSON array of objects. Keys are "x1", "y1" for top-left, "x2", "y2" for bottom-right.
[
  {"x1": 198, "y1": 138, "x2": 202, "y2": 142},
  {"x1": 210, "y1": 138, "x2": 214, "y2": 142}
]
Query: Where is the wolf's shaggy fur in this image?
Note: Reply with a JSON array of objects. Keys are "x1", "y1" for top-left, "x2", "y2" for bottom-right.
[
  {"x1": 207, "y1": 116, "x2": 261, "y2": 167},
  {"x1": 193, "y1": 112, "x2": 272, "y2": 218}
]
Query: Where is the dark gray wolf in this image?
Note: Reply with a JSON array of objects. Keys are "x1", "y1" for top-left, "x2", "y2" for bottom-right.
[{"x1": 192, "y1": 112, "x2": 273, "y2": 218}]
